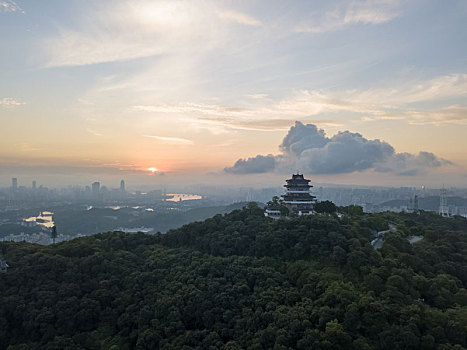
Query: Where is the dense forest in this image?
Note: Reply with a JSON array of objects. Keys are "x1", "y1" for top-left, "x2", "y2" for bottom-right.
[{"x1": 1, "y1": 203, "x2": 467, "y2": 349}]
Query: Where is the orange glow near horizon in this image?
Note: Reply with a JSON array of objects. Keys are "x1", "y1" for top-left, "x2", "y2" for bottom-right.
[{"x1": 148, "y1": 167, "x2": 159, "y2": 173}]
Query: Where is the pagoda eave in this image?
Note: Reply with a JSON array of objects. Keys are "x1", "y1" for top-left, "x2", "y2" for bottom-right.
[{"x1": 283, "y1": 200, "x2": 314, "y2": 204}]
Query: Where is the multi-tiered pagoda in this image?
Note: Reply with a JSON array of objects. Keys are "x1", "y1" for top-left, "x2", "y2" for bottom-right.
[{"x1": 281, "y1": 173, "x2": 315, "y2": 215}]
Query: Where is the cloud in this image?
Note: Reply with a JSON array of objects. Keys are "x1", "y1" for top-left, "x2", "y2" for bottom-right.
[
  {"x1": 197, "y1": 117, "x2": 301, "y2": 131},
  {"x1": 43, "y1": 1, "x2": 262, "y2": 67},
  {"x1": 218, "y1": 10, "x2": 261, "y2": 26},
  {"x1": 280, "y1": 123, "x2": 329, "y2": 155},
  {"x1": 344, "y1": 1, "x2": 399, "y2": 24},
  {"x1": 18, "y1": 143, "x2": 42, "y2": 152},
  {"x1": 363, "y1": 73, "x2": 467, "y2": 105},
  {"x1": 361, "y1": 115, "x2": 406, "y2": 122},
  {"x1": 408, "y1": 105, "x2": 467, "y2": 125},
  {"x1": 87, "y1": 129, "x2": 103, "y2": 137},
  {"x1": 133, "y1": 73, "x2": 467, "y2": 133},
  {"x1": 44, "y1": 1, "x2": 215, "y2": 66},
  {"x1": 0, "y1": 97, "x2": 25, "y2": 107},
  {"x1": 298, "y1": 131, "x2": 395, "y2": 174},
  {"x1": 144, "y1": 135, "x2": 193, "y2": 145},
  {"x1": 225, "y1": 154, "x2": 275, "y2": 174},
  {"x1": 0, "y1": 0, "x2": 22, "y2": 13},
  {"x1": 289, "y1": 73, "x2": 467, "y2": 116},
  {"x1": 297, "y1": 0, "x2": 400, "y2": 33},
  {"x1": 247, "y1": 93, "x2": 269, "y2": 99},
  {"x1": 279, "y1": 121, "x2": 396, "y2": 174},
  {"x1": 135, "y1": 101, "x2": 344, "y2": 131},
  {"x1": 225, "y1": 121, "x2": 451, "y2": 175},
  {"x1": 375, "y1": 152, "x2": 453, "y2": 176},
  {"x1": 134, "y1": 103, "x2": 250, "y2": 116}
]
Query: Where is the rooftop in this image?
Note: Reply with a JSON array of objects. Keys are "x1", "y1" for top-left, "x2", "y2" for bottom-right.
[{"x1": 285, "y1": 173, "x2": 312, "y2": 187}]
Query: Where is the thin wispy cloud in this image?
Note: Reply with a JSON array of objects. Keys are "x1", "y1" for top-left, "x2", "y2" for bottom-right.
[
  {"x1": 297, "y1": 0, "x2": 401, "y2": 33},
  {"x1": 361, "y1": 115, "x2": 406, "y2": 122},
  {"x1": 86, "y1": 129, "x2": 104, "y2": 137},
  {"x1": 0, "y1": 97, "x2": 25, "y2": 107},
  {"x1": 43, "y1": 1, "x2": 262, "y2": 67},
  {"x1": 135, "y1": 103, "x2": 250, "y2": 116},
  {"x1": 0, "y1": 0, "x2": 23, "y2": 13},
  {"x1": 19, "y1": 143, "x2": 42, "y2": 152},
  {"x1": 408, "y1": 105, "x2": 467, "y2": 125},
  {"x1": 144, "y1": 135, "x2": 193, "y2": 145},
  {"x1": 355, "y1": 73, "x2": 467, "y2": 105},
  {"x1": 197, "y1": 117, "x2": 342, "y2": 131},
  {"x1": 134, "y1": 100, "x2": 341, "y2": 131},
  {"x1": 247, "y1": 94, "x2": 269, "y2": 99},
  {"x1": 44, "y1": 1, "x2": 211, "y2": 67},
  {"x1": 133, "y1": 72, "x2": 467, "y2": 131},
  {"x1": 218, "y1": 10, "x2": 262, "y2": 26}
]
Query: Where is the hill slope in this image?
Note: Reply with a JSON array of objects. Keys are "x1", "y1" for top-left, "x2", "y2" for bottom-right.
[{"x1": 1, "y1": 204, "x2": 467, "y2": 349}]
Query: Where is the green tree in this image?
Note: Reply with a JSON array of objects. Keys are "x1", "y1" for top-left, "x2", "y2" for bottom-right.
[{"x1": 315, "y1": 201, "x2": 337, "y2": 214}]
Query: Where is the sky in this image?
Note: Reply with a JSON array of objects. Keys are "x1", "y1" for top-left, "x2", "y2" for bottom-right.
[{"x1": 0, "y1": 0, "x2": 466, "y2": 188}]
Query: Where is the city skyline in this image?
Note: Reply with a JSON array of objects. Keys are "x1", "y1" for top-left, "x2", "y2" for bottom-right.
[{"x1": 1, "y1": 0, "x2": 466, "y2": 187}]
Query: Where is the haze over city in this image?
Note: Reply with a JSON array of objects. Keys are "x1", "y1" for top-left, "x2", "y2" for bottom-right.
[{"x1": 1, "y1": 0, "x2": 466, "y2": 188}]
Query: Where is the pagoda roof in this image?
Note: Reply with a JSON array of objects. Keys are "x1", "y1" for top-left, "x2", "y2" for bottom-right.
[
  {"x1": 285, "y1": 173, "x2": 311, "y2": 183},
  {"x1": 266, "y1": 201, "x2": 282, "y2": 210},
  {"x1": 291, "y1": 173, "x2": 305, "y2": 180}
]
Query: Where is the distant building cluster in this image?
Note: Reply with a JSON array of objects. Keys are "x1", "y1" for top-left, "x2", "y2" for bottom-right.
[{"x1": 3, "y1": 177, "x2": 130, "y2": 205}]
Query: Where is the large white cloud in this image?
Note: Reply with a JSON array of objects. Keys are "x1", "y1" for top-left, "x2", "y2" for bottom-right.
[
  {"x1": 225, "y1": 155, "x2": 275, "y2": 174},
  {"x1": 225, "y1": 121, "x2": 451, "y2": 175}
]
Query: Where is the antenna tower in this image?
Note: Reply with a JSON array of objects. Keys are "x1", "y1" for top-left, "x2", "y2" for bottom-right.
[{"x1": 439, "y1": 188, "x2": 449, "y2": 217}]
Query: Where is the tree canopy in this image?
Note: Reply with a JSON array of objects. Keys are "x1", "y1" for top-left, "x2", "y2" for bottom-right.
[
  {"x1": 1, "y1": 204, "x2": 466, "y2": 349},
  {"x1": 314, "y1": 201, "x2": 338, "y2": 214}
]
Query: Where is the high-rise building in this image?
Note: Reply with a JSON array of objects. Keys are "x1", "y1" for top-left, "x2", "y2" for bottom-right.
[
  {"x1": 11, "y1": 178, "x2": 17, "y2": 190},
  {"x1": 407, "y1": 194, "x2": 419, "y2": 213},
  {"x1": 120, "y1": 179, "x2": 125, "y2": 192},
  {"x1": 91, "y1": 182, "x2": 100, "y2": 195},
  {"x1": 281, "y1": 173, "x2": 315, "y2": 216},
  {"x1": 32, "y1": 181, "x2": 36, "y2": 190}
]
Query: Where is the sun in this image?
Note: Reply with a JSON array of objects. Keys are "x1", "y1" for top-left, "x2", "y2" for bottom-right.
[{"x1": 148, "y1": 167, "x2": 158, "y2": 173}]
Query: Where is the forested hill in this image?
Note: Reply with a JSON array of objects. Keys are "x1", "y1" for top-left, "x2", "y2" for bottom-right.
[{"x1": 1, "y1": 204, "x2": 467, "y2": 349}]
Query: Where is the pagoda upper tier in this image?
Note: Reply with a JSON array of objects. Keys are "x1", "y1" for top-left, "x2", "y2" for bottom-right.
[{"x1": 284, "y1": 173, "x2": 312, "y2": 189}]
